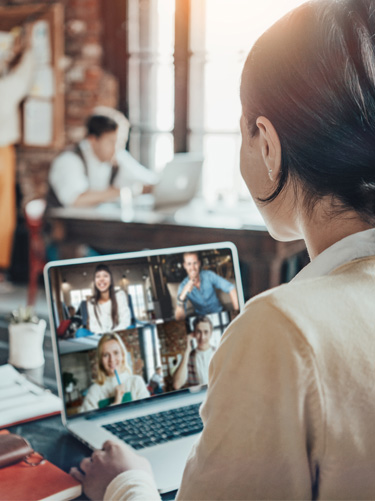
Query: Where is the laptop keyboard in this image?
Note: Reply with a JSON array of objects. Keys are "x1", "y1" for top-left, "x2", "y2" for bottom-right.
[{"x1": 103, "y1": 403, "x2": 203, "y2": 450}]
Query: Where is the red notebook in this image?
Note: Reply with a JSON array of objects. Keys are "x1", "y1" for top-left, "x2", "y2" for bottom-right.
[
  {"x1": 0, "y1": 431, "x2": 82, "y2": 501},
  {"x1": 0, "y1": 459, "x2": 82, "y2": 501}
]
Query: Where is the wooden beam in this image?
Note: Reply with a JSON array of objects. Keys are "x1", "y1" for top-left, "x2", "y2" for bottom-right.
[{"x1": 174, "y1": 0, "x2": 190, "y2": 153}]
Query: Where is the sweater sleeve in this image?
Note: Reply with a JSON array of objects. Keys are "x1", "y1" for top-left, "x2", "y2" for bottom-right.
[
  {"x1": 207, "y1": 270, "x2": 234, "y2": 293},
  {"x1": 104, "y1": 470, "x2": 161, "y2": 501},
  {"x1": 115, "y1": 150, "x2": 159, "y2": 188},
  {"x1": 80, "y1": 383, "x2": 101, "y2": 412},
  {"x1": 131, "y1": 375, "x2": 150, "y2": 400},
  {"x1": 0, "y1": 49, "x2": 34, "y2": 108},
  {"x1": 176, "y1": 297, "x2": 325, "y2": 500}
]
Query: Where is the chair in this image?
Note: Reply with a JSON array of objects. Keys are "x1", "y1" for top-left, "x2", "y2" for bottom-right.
[
  {"x1": 127, "y1": 293, "x2": 152, "y2": 329},
  {"x1": 76, "y1": 300, "x2": 89, "y2": 327},
  {"x1": 24, "y1": 199, "x2": 47, "y2": 306}
]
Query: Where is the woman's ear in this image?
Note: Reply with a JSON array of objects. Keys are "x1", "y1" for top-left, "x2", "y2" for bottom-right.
[{"x1": 255, "y1": 116, "x2": 281, "y2": 181}]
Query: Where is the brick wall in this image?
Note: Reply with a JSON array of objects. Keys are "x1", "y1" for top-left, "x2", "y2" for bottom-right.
[
  {"x1": 2, "y1": 0, "x2": 120, "y2": 204},
  {"x1": 64, "y1": 0, "x2": 118, "y2": 143}
]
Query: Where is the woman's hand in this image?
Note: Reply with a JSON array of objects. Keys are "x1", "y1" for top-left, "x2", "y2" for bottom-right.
[
  {"x1": 70, "y1": 440, "x2": 153, "y2": 500},
  {"x1": 113, "y1": 383, "x2": 126, "y2": 405}
]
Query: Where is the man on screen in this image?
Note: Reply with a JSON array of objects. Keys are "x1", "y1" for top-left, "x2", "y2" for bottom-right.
[
  {"x1": 174, "y1": 252, "x2": 239, "y2": 320},
  {"x1": 173, "y1": 316, "x2": 215, "y2": 390}
]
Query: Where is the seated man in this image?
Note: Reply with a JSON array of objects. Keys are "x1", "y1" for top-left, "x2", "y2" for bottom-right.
[
  {"x1": 173, "y1": 316, "x2": 215, "y2": 390},
  {"x1": 48, "y1": 111, "x2": 158, "y2": 207},
  {"x1": 174, "y1": 252, "x2": 239, "y2": 320}
]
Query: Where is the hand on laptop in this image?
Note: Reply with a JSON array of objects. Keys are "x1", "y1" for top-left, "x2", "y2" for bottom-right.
[{"x1": 70, "y1": 440, "x2": 153, "y2": 500}]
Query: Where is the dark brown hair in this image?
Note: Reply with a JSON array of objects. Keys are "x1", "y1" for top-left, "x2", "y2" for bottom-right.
[
  {"x1": 86, "y1": 115, "x2": 118, "y2": 138},
  {"x1": 193, "y1": 315, "x2": 213, "y2": 333},
  {"x1": 241, "y1": 0, "x2": 375, "y2": 223}
]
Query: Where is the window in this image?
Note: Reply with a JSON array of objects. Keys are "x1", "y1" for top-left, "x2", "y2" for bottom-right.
[
  {"x1": 141, "y1": 326, "x2": 161, "y2": 382},
  {"x1": 70, "y1": 288, "x2": 92, "y2": 310},
  {"x1": 127, "y1": 0, "x2": 306, "y2": 201},
  {"x1": 128, "y1": 283, "x2": 147, "y2": 320},
  {"x1": 127, "y1": 0, "x2": 175, "y2": 171}
]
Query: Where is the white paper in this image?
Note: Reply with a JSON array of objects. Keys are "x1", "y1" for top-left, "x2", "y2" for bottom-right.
[
  {"x1": 29, "y1": 64, "x2": 55, "y2": 98},
  {"x1": 23, "y1": 97, "x2": 53, "y2": 146},
  {"x1": 0, "y1": 364, "x2": 62, "y2": 427}
]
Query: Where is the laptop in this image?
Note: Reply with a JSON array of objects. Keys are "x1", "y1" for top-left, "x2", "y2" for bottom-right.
[
  {"x1": 44, "y1": 242, "x2": 244, "y2": 493},
  {"x1": 134, "y1": 153, "x2": 204, "y2": 211}
]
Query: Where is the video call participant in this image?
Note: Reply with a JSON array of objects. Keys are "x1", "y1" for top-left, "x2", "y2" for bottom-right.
[
  {"x1": 48, "y1": 112, "x2": 158, "y2": 208},
  {"x1": 175, "y1": 252, "x2": 239, "y2": 320},
  {"x1": 71, "y1": 1, "x2": 375, "y2": 499},
  {"x1": 148, "y1": 367, "x2": 164, "y2": 395},
  {"x1": 87, "y1": 264, "x2": 131, "y2": 335},
  {"x1": 173, "y1": 316, "x2": 215, "y2": 390},
  {"x1": 80, "y1": 333, "x2": 149, "y2": 412}
]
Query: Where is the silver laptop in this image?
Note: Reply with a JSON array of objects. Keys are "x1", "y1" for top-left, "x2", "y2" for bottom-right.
[
  {"x1": 44, "y1": 242, "x2": 244, "y2": 493},
  {"x1": 134, "y1": 153, "x2": 203, "y2": 211}
]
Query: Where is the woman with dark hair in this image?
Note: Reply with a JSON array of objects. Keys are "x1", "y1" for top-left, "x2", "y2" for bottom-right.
[
  {"x1": 87, "y1": 264, "x2": 131, "y2": 334},
  {"x1": 72, "y1": 1, "x2": 375, "y2": 499}
]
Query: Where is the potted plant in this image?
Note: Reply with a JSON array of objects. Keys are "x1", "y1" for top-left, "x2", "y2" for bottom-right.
[{"x1": 7, "y1": 306, "x2": 47, "y2": 369}]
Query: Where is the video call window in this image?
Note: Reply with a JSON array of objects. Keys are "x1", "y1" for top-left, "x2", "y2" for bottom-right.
[{"x1": 47, "y1": 246, "x2": 241, "y2": 417}]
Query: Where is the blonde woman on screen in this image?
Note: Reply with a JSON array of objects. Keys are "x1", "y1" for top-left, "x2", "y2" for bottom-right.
[{"x1": 81, "y1": 333, "x2": 149, "y2": 411}]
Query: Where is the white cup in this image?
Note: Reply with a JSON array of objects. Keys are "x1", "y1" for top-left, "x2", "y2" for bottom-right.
[{"x1": 8, "y1": 319, "x2": 46, "y2": 369}]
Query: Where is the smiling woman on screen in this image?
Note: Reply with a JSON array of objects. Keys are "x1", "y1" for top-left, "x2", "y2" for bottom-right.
[
  {"x1": 80, "y1": 333, "x2": 149, "y2": 412},
  {"x1": 87, "y1": 264, "x2": 131, "y2": 335},
  {"x1": 72, "y1": 1, "x2": 375, "y2": 499}
]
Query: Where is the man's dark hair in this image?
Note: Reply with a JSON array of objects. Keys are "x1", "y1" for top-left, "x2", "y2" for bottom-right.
[
  {"x1": 241, "y1": 0, "x2": 375, "y2": 224},
  {"x1": 193, "y1": 315, "x2": 213, "y2": 333},
  {"x1": 86, "y1": 115, "x2": 118, "y2": 138}
]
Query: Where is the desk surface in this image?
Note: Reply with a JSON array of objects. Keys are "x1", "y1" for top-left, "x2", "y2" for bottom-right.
[
  {"x1": 7, "y1": 410, "x2": 176, "y2": 500},
  {"x1": 8, "y1": 415, "x2": 91, "y2": 500},
  {"x1": 48, "y1": 197, "x2": 267, "y2": 231},
  {"x1": 47, "y1": 198, "x2": 307, "y2": 301}
]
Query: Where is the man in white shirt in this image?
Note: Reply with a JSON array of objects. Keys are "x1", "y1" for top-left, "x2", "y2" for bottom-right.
[
  {"x1": 48, "y1": 113, "x2": 158, "y2": 208},
  {"x1": 173, "y1": 315, "x2": 215, "y2": 389}
]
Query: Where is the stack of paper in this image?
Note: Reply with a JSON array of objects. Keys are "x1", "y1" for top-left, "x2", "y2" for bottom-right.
[{"x1": 0, "y1": 365, "x2": 62, "y2": 428}]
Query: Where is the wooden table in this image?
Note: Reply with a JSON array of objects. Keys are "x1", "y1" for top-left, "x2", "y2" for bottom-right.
[{"x1": 47, "y1": 198, "x2": 307, "y2": 301}]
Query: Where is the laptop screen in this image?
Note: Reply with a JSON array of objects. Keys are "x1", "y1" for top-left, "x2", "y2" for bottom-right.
[{"x1": 44, "y1": 242, "x2": 244, "y2": 420}]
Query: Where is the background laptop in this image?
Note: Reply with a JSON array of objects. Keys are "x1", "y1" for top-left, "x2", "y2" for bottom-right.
[
  {"x1": 44, "y1": 242, "x2": 244, "y2": 493},
  {"x1": 134, "y1": 152, "x2": 204, "y2": 212}
]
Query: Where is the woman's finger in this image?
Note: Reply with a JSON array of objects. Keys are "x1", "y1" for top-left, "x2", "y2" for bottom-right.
[{"x1": 70, "y1": 466, "x2": 85, "y2": 483}]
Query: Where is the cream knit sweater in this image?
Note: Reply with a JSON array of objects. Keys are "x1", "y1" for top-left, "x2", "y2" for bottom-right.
[{"x1": 105, "y1": 232, "x2": 375, "y2": 500}]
